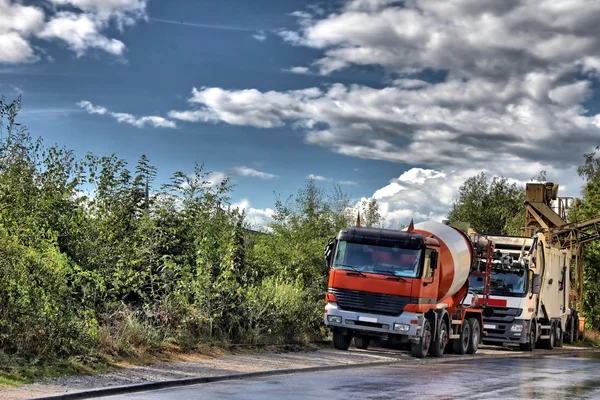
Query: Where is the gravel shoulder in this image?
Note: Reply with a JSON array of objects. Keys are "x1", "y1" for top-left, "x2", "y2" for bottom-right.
[{"x1": 0, "y1": 344, "x2": 593, "y2": 400}]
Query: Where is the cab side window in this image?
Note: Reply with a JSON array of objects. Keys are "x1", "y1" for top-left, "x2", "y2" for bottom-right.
[{"x1": 423, "y1": 249, "x2": 433, "y2": 278}]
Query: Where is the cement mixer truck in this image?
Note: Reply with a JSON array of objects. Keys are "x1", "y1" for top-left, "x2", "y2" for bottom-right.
[{"x1": 323, "y1": 220, "x2": 494, "y2": 358}]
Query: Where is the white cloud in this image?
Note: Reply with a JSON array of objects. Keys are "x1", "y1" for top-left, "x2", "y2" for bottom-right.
[
  {"x1": 76, "y1": 100, "x2": 107, "y2": 115},
  {"x1": 231, "y1": 166, "x2": 278, "y2": 180},
  {"x1": 283, "y1": 1, "x2": 600, "y2": 78},
  {"x1": 0, "y1": 0, "x2": 44, "y2": 63},
  {"x1": 252, "y1": 31, "x2": 267, "y2": 41},
  {"x1": 168, "y1": 86, "x2": 322, "y2": 129},
  {"x1": 231, "y1": 199, "x2": 275, "y2": 230},
  {"x1": 357, "y1": 165, "x2": 579, "y2": 229},
  {"x1": 286, "y1": 66, "x2": 311, "y2": 74},
  {"x1": 0, "y1": 0, "x2": 147, "y2": 64},
  {"x1": 77, "y1": 100, "x2": 176, "y2": 128},
  {"x1": 49, "y1": 0, "x2": 147, "y2": 25},
  {"x1": 338, "y1": 180, "x2": 358, "y2": 186},
  {"x1": 307, "y1": 174, "x2": 331, "y2": 182},
  {"x1": 0, "y1": 32, "x2": 37, "y2": 63},
  {"x1": 39, "y1": 12, "x2": 126, "y2": 57}
]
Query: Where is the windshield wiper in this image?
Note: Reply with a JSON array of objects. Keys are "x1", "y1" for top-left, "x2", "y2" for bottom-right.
[
  {"x1": 373, "y1": 270, "x2": 408, "y2": 282},
  {"x1": 338, "y1": 264, "x2": 367, "y2": 277}
]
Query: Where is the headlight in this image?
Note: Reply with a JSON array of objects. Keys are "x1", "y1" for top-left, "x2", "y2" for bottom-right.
[
  {"x1": 393, "y1": 323, "x2": 410, "y2": 332},
  {"x1": 327, "y1": 315, "x2": 342, "y2": 323},
  {"x1": 511, "y1": 324, "x2": 524, "y2": 332}
]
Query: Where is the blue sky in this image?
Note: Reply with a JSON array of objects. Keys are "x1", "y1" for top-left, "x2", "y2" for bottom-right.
[{"x1": 2, "y1": 0, "x2": 600, "y2": 228}]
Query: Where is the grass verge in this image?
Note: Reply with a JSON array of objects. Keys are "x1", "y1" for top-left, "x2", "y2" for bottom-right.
[{"x1": 0, "y1": 341, "x2": 321, "y2": 387}]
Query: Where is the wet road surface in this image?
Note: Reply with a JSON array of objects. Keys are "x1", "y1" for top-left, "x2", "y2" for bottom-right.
[{"x1": 105, "y1": 352, "x2": 600, "y2": 400}]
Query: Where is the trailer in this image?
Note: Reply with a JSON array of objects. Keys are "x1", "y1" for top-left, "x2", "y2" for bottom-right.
[{"x1": 323, "y1": 220, "x2": 494, "y2": 358}]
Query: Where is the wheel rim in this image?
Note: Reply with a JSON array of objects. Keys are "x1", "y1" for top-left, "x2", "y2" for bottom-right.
[
  {"x1": 424, "y1": 323, "x2": 431, "y2": 351},
  {"x1": 462, "y1": 323, "x2": 470, "y2": 349},
  {"x1": 441, "y1": 324, "x2": 448, "y2": 350},
  {"x1": 472, "y1": 323, "x2": 480, "y2": 347}
]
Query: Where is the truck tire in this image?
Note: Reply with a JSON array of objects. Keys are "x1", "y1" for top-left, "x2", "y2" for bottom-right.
[
  {"x1": 466, "y1": 317, "x2": 480, "y2": 354},
  {"x1": 540, "y1": 322, "x2": 555, "y2": 350},
  {"x1": 452, "y1": 320, "x2": 471, "y2": 355},
  {"x1": 520, "y1": 322, "x2": 536, "y2": 351},
  {"x1": 564, "y1": 315, "x2": 573, "y2": 344},
  {"x1": 333, "y1": 330, "x2": 352, "y2": 350},
  {"x1": 430, "y1": 319, "x2": 449, "y2": 357},
  {"x1": 556, "y1": 324, "x2": 563, "y2": 348},
  {"x1": 354, "y1": 337, "x2": 370, "y2": 350},
  {"x1": 411, "y1": 319, "x2": 432, "y2": 358}
]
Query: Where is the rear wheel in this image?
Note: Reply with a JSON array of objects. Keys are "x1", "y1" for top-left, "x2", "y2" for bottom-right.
[
  {"x1": 540, "y1": 322, "x2": 555, "y2": 349},
  {"x1": 467, "y1": 317, "x2": 480, "y2": 354},
  {"x1": 564, "y1": 315, "x2": 574, "y2": 344},
  {"x1": 556, "y1": 323, "x2": 563, "y2": 348},
  {"x1": 354, "y1": 337, "x2": 370, "y2": 350},
  {"x1": 411, "y1": 319, "x2": 432, "y2": 358},
  {"x1": 333, "y1": 330, "x2": 352, "y2": 350},
  {"x1": 430, "y1": 319, "x2": 449, "y2": 357},
  {"x1": 520, "y1": 322, "x2": 536, "y2": 351},
  {"x1": 452, "y1": 320, "x2": 471, "y2": 355}
]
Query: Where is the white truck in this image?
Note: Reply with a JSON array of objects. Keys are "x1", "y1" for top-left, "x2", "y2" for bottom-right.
[{"x1": 467, "y1": 232, "x2": 574, "y2": 350}]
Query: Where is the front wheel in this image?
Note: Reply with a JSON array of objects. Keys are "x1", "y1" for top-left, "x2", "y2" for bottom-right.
[
  {"x1": 333, "y1": 330, "x2": 352, "y2": 350},
  {"x1": 411, "y1": 319, "x2": 432, "y2": 358},
  {"x1": 520, "y1": 322, "x2": 536, "y2": 352},
  {"x1": 467, "y1": 317, "x2": 480, "y2": 354}
]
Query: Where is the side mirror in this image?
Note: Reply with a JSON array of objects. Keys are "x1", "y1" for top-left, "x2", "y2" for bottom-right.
[
  {"x1": 324, "y1": 239, "x2": 336, "y2": 268},
  {"x1": 430, "y1": 251, "x2": 438, "y2": 270},
  {"x1": 532, "y1": 273, "x2": 541, "y2": 294}
]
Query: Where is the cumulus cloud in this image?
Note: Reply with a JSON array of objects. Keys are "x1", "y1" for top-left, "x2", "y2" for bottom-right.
[
  {"x1": 48, "y1": 0, "x2": 147, "y2": 28},
  {"x1": 39, "y1": 12, "x2": 126, "y2": 57},
  {"x1": 307, "y1": 174, "x2": 331, "y2": 182},
  {"x1": 77, "y1": 100, "x2": 176, "y2": 128},
  {"x1": 0, "y1": 0, "x2": 147, "y2": 64},
  {"x1": 252, "y1": 31, "x2": 267, "y2": 41},
  {"x1": 286, "y1": 66, "x2": 311, "y2": 74},
  {"x1": 232, "y1": 199, "x2": 275, "y2": 230},
  {"x1": 0, "y1": 0, "x2": 44, "y2": 63},
  {"x1": 231, "y1": 166, "x2": 278, "y2": 180},
  {"x1": 168, "y1": 86, "x2": 322, "y2": 128}
]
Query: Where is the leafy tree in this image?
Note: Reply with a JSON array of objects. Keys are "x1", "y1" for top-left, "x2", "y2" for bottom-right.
[
  {"x1": 360, "y1": 198, "x2": 382, "y2": 228},
  {"x1": 573, "y1": 146, "x2": 600, "y2": 329},
  {"x1": 447, "y1": 172, "x2": 524, "y2": 235}
]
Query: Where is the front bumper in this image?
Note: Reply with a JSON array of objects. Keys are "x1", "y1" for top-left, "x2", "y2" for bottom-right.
[
  {"x1": 482, "y1": 320, "x2": 529, "y2": 344},
  {"x1": 324, "y1": 302, "x2": 424, "y2": 341}
]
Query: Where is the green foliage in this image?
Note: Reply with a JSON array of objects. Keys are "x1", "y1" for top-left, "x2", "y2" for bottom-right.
[
  {"x1": 447, "y1": 172, "x2": 525, "y2": 235},
  {"x1": 0, "y1": 96, "x2": 346, "y2": 363},
  {"x1": 574, "y1": 145, "x2": 600, "y2": 330},
  {"x1": 360, "y1": 198, "x2": 382, "y2": 228}
]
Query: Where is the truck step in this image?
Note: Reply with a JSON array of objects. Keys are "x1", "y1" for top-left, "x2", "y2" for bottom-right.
[
  {"x1": 451, "y1": 320, "x2": 462, "y2": 325},
  {"x1": 540, "y1": 325, "x2": 551, "y2": 330},
  {"x1": 539, "y1": 335, "x2": 551, "y2": 339},
  {"x1": 449, "y1": 334, "x2": 460, "y2": 339}
]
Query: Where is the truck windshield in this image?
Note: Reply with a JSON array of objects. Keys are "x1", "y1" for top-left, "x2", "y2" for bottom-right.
[
  {"x1": 469, "y1": 271, "x2": 527, "y2": 296},
  {"x1": 332, "y1": 240, "x2": 422, "y2": 278}
]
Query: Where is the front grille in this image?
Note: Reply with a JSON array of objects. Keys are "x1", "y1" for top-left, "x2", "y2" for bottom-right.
[
  {"x1": 484, "y1": 307, "x2": 522, "y2": 335},
  {"x1": 330, "y1": 288, "x2": 409, "y2": 316}
]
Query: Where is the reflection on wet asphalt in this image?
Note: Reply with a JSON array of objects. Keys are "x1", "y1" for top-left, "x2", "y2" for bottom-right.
[{"x1": 105, "y1": 353, "x2": 600, "y2": 400}]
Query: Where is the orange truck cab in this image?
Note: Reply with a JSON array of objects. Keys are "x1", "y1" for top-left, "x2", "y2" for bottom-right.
[{"x1": 323, "y1": 221, "x2": 494, "y2": 358}]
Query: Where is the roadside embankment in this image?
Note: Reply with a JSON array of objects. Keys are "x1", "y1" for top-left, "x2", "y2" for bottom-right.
[{"x1": 1, "y1": 344, "x2": 596, "y2": 400}]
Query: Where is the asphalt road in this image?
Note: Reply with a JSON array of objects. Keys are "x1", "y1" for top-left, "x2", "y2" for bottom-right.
[{"x1": 102, "y1": 351, "x2": 600, "y2": 400}]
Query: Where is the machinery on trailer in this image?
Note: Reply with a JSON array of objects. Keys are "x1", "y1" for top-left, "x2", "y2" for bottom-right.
[{"x1": 323, "y1": 219, "x2": 494, "y2": 358}]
